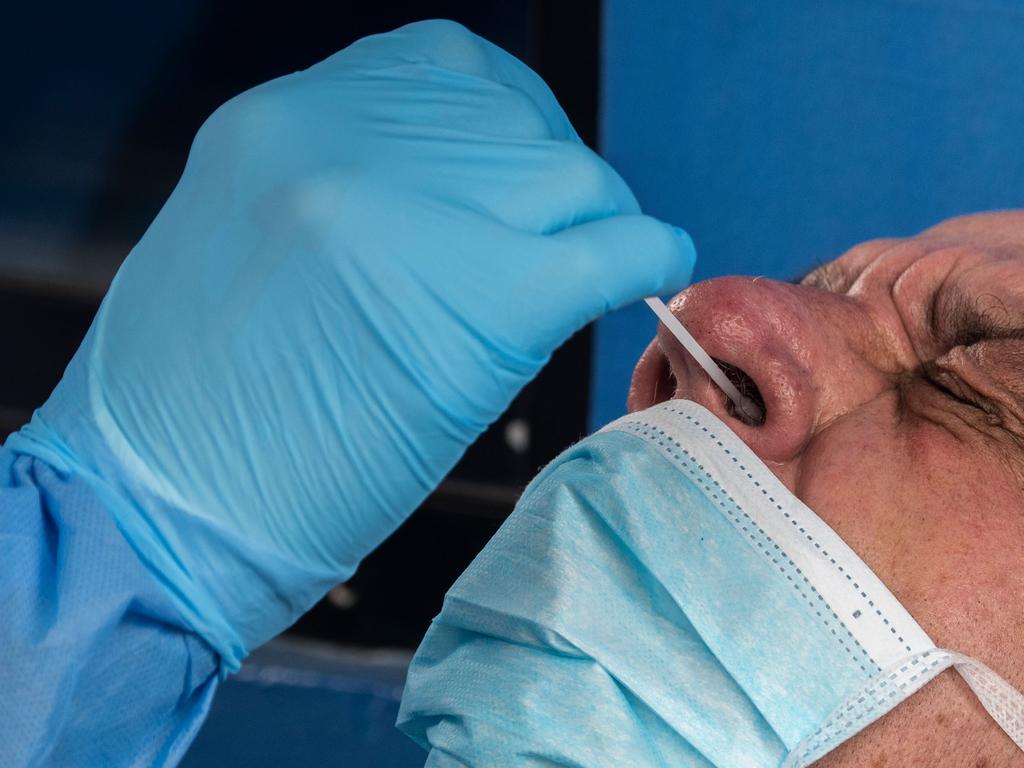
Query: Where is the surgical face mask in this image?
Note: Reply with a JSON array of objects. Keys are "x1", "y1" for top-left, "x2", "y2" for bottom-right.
[{"x1": 398, "y1": 400, "x2": 1024, "y2": 767}]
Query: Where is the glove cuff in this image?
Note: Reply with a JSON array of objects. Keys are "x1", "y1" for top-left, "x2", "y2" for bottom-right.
[{"x1": 5, "y1": 413, "x2": 341, "y2": 673}]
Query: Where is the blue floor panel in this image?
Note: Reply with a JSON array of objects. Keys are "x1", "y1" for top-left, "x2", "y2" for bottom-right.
[{"x1": 181, "y1": 640, "x2": 424, "y2": 767}]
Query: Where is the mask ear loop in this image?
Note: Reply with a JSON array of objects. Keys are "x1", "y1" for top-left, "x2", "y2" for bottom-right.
[
  {"x1": 782, "y1": 648, "x2": 1024, "y2": 768},
  {"x1": 950, "y1": 650, "x2": 1024, "y2": 751}
]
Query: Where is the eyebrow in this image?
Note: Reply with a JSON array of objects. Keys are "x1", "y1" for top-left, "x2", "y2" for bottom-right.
[
  {"x1": 791, "y1": 260, "x2": 857, "y2": 292},
  {"x1": 934, "y1": 287, "x2": 1024, "y2": 347}
]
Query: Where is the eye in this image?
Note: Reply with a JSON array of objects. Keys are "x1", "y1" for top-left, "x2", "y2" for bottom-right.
[{"x1": 919, "y1": 359, "x2": 985, "y2": 411}]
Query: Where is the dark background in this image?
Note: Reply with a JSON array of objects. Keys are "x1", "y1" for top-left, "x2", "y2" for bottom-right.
[{"x1": 0, "y1": 0, "x2": 600, "y2": 649}]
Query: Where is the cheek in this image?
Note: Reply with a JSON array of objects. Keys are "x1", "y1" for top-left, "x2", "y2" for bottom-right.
[
  {"x1": 786, "y1": 407, "x2": 1024, "y2": 655},
  {"x1": 781, "y1": 401, "x2": 960, "y2": 597},
  {"x1": 787, "y1": 413, "x2": 909, "y2": 581}
]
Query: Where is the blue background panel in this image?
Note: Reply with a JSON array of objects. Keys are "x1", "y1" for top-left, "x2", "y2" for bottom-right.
[{"x1": 591, "y1": 0, "x2": 1024, "y2": 429}]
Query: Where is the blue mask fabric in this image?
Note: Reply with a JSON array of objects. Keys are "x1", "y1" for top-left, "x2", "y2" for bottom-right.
[{"x1": 398, "y1": 400, "x2": 1024, "y2": 767}]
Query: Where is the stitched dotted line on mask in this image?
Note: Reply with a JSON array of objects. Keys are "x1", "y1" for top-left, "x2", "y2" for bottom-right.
[
  {"x1": 819, "y1": 652, "x2": 942, "y2": 730},
  {"x1": 789, "y1": 651, "x2": 946, "y2": 761},
  {"x1": 661, "y1": 403, "x2": 915, "y2": 657},
  {"x1": 618, "y1": 419, "x2": 874, "y2": 675}
]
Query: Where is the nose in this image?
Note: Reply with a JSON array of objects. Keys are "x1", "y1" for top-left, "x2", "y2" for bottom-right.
[{"x1": 627, "y1": 276, "x2": 884, "y2": 463}]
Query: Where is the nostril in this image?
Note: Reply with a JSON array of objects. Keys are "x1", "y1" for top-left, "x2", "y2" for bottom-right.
[
  {"x1": 714, "y1": 359, "x2": 767, "y2": 427},
  {"x1": 650, "y1": 355, "x2": 676, "y2": 407},
  {"x1": 628, "y1": 342, "x2": 681, "y2": 413}
]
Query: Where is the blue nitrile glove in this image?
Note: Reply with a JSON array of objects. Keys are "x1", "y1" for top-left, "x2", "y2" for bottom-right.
[{"x1": 6, "y1": 20, "x2": 695, "y2": 670}]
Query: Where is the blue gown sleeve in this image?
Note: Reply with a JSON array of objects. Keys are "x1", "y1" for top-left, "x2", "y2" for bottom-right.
[{"x1": 0, "y1": 446, "x2": 221, "y2": 767}]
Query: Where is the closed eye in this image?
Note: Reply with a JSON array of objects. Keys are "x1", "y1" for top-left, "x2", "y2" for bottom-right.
[{"x1": 920, "y1": 363, "x2": 982, "y2": 410}]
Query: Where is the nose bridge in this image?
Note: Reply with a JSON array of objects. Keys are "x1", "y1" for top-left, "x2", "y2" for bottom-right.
[
  {"x1": 673, "y1": 277, "x2": 813, "y2": 356},
  {"x1": 674, "y1": 277, "x2": 838, "y2": 379}
]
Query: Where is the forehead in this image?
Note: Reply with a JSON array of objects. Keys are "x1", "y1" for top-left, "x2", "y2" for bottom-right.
[{"x1": 825, "y1": 236, "x2": 1024, "y2": 310}]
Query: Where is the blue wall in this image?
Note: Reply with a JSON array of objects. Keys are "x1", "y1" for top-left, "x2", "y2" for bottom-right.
[{"x1": 591, "y1": 0, "x2": 1024, "y2": 429}]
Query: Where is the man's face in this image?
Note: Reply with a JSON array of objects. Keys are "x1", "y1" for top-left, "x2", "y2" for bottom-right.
[{"x1": 628, "y1": 211, "x2": 1024, "y2": 765}]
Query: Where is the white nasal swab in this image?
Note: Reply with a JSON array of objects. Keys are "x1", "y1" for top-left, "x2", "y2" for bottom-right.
[{"x1": 643, "y1": 297, "x2": 764, "y2": 425}]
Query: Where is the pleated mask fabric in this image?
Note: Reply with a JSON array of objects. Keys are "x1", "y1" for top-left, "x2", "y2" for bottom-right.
[{"x1": 398, "y1": 400, "x2": 1024, "y2": 767}]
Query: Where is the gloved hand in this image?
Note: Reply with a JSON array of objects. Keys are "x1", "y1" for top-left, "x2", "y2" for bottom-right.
[{"x1": 6, "y1": 20, "x2": 695, "y2": 669}]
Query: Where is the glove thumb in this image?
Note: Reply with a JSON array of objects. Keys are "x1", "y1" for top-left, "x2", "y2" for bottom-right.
[{"x1": 547, "y1": 214, "x2": 697, "y2": 330}]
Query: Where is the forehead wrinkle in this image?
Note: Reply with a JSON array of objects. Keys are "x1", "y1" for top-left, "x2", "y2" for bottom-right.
[
  {"x1": 883, "y1": 251, "x2": 958, "y2": 363},
  {"x1": 971, "y1": 253, "x2": 1024, "y2": 299},
  {"x1": 798, "y1": 239, "x2": 911, "y2": 292}
]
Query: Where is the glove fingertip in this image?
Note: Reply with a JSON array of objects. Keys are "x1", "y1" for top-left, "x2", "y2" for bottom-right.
[
  {"x1": 662, "y1": 224, "x2": 697, "y2": 293},
  {"x1": 613, "y1": 218, "x2": 697, "y2": 299},
  {"x1": 550, "y1": 215, "x2": 697, "y2": 321}
]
